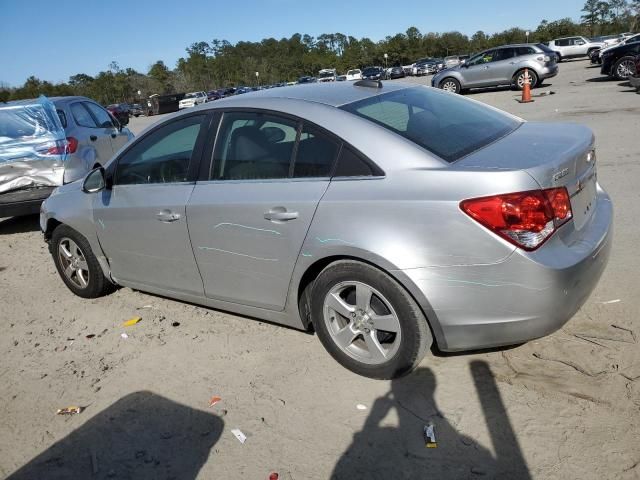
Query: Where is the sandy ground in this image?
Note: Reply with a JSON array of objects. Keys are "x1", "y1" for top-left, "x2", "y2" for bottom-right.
[{"x1": 1, "y1": 59, "x2": 639, "y2": 480}]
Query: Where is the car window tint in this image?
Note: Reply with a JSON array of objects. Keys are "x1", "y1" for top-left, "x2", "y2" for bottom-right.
[
  {"x1": 293, "y1": 124, "x2": 339, "y2": 178},
  {"x1": 211, "y1": 112, "x2": 297, "y2": 180},
  {"x1": 56, "y1": 109, "x2": 67, "y2": 128},
  {"x1": 341, "y1": 87, "x2": 520, "y2": 163},
  {"x1": 515, "y1": 47, "x2": 536, "y2": 56},
  {"x1": 333, "y1": 146, "x2": 377, "y2": 177},
  {"x1": 84, "y1": 102, "x2": 114, "y2": 128},
  {"x1": 70, "y1": 102, "x2": 97, "y2": 128},
  {"x1": 116, "y1": 115, "x2": 203, "y2": 185}
]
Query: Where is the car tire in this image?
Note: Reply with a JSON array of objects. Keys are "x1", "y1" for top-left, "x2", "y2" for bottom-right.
[
  {"x1": 514, "y1": 69, "x2": 538, "y2": 90},
  {"x1": 310, "y1": 260, "x2": 432, "y2": 379},
  {"x1": 439, "y1": 77, "x2": 461, "y2": 94},
  {"x1": 51, "y1": 225, "x2": 115, "y2": 299},
  {"x1": 556, "y1": 54, "x2": 563, "y2": 63},
  {"x1": 613, "y1": 56, "x2": 637, "y2": 80}
]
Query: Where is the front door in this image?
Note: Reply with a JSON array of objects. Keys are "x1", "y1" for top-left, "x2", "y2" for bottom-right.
[
  {"x1": 187, "y1": 111, "x2": 340, "y2": 311},
  {"x1": 94, "y1": 114, "x2": 208, "y2": 295},
  {"x1": 460, "y1": 50, "x2": 496, "y2": 87}
]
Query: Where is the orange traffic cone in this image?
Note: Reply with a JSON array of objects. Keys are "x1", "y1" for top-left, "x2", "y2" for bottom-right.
[{"x1": 519, "y1": 68, "x2": 533, "y2": 103}]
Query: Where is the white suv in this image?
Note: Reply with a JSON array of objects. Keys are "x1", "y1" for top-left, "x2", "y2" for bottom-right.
[
  {"x1": 547, "y1": 36, "x2": 604, "y2": 61},
  {"x1": 179, "y1": 92, "x2": 208, "y2": 109}
]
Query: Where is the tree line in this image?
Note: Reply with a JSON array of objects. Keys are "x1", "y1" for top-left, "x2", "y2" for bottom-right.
[{"x1": 2, "y1": 0, "x2": 639, "y2": 105}]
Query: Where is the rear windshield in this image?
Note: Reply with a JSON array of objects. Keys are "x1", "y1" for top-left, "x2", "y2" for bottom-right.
[
  {"x1": 536, "y1": 43, "x2": 556, "y2": 54},
  {"x1": 340, "y1": 86, "x2": 521, "y2": 162},
  {"x1": 0, "y1": 105, "x2": 56, "y2": 141}
]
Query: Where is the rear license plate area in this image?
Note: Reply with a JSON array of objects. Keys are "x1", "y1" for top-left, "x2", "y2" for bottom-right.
[{"x1": 571, "y1": 172, "x2": 597, "y2": 231}]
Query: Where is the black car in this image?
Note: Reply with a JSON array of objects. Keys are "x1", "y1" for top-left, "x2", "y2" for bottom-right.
[
  {"x1": 361, "y1": 66, "x2": 386, "y2": 81},
  {"x1": 106, "y1": 104, "x2": 130, "y2": 126},
  {"x1": 388, "y1": 66, "x2": 405, "y2": 79},
  {"x1": 297, "y1": 76, "x2": 317, "y2": 84},
  {"x1": 601, "y1": 41, "x2": 640, "y2": 79},
  {"x1": 129, "y1": 104, "x2": 143, "y2": 117}
]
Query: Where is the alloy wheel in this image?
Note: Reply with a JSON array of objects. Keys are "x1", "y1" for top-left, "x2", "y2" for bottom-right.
[
  {"x1": 617, "y1": 59, "x2": 636, "y2": 78},
  {"x1": 442, "y1": 80, "x2": 458, "y2": 93},
  {"x1": 323, "y1": 281, "x2": 402, "y2": 365},
  {"x1": 58, "y1": 237, "x2": 90, "y2": 289}
]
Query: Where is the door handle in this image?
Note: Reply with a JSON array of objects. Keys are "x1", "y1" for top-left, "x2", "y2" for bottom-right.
[
  {"x1": 156, "y1": 210, "x2": 181, "y2": 222},
  {"x1": 264, "y1": 207, "x2": 298, "y2": 222},
  {"x1": 90, "y1": 135, "x2": 97, "y2": 141}
]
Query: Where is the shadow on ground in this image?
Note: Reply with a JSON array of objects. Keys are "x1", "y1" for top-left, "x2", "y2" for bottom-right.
[
  {"x1": 7, "y1": 391, "x2": 223, "y2": 480},
  {"x1": 0, "y1": 215, "x2": 40, "y2": 235},
  {"x1": 331, "y1": 361, "x2": 530, "y2": 480},
  {"x1": 586, "y1": 76, "x2": 618, "y2": 82}
]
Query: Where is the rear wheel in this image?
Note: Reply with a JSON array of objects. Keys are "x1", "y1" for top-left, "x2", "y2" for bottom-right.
[
  {"x1": 51, "y1": 225, "x2": 115, "y2": 299},
  {"x1": 311, "y1": 260, "x2": 431, "y2": 379},
  {"x1": 440, "y1": 77, "x2": 461, "y2": 94},
  {"x1": 514, "y1": 69, "x2": 538, "y2": 90},
  {"x1": 613, "y1": 56, "x2": 637, "y2": 80}
]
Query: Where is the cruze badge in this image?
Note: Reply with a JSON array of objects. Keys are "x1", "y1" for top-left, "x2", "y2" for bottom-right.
[{"x1": 553, "y1": 168, "x2": 569, "y2": 183}]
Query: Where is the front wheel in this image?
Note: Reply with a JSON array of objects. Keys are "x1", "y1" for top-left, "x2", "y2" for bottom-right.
[
  {"x1": 311, "y1": 260, "x2": 432, "y2": 379},
  {"x1": 613, "y1": 56, "x2": 637, "y2": 80},
  {"x1": 51, "y1": 225, "x2": 115, "y2": 298},
  {"x1": 439, "y1": 77, "x2": 461, "y2": 94}
]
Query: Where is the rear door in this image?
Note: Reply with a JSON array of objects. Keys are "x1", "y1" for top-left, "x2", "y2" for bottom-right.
[
  {"x1": 69, "y1": 101, "x2": 114, "y2": 166},
  {"x1": 93, "y1": 113, "x2": 209, "y2": 294},
  {"x1": 187, "y1": 110, "x2": 340, "y2": 310}
]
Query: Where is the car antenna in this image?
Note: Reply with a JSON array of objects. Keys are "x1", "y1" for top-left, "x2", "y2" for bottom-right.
[{"x1": 353, "y1": 79, "x2": 383, "y2": 88}]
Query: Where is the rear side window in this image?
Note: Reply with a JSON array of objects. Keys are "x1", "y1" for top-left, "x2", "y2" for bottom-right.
[
  {"x1": 341, "y1": 87, "x2": 520, "y2": 163},
  {"x1": 293, "y1": 124, "x2": 339, "y2": 178},
  {"x1": 70, "y1": 103, "x2": 96, "y2": 128},
  {"x1": 334, "y1": 146, "x2": 378, "y2": 177},
  {"x1": 211, "y1": 112, "x2": 298, "y2": 180},
  {"x1": 515, "y1": 47, "x2": 536, "y2": 56},
  {"x1": 555, "y1": 39, "x2": 569, "y2": 47}
]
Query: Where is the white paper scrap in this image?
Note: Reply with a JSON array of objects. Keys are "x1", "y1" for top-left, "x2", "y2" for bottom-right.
[{"x1": 231, "y1": 428, "x2": 247, "y2": 444}]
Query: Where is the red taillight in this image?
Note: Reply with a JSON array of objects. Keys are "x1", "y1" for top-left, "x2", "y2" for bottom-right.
[
  {"x1": 460, "y1": 187, "x2": 572, "y2": 250},
  {"x1": 46, "y1": 137, "x2": 78, "y2": 155}
]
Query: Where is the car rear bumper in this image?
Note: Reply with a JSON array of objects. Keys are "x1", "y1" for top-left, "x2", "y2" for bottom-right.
[
  {"x1": 540, "y1": 64, "x2": 559, "y2": 79},
  {"x1": 403, "y1": 185, "x2": 613, "y2": 352},
  {"x1": 0, "y1": 187, "x2": 56, "y2": 218}
]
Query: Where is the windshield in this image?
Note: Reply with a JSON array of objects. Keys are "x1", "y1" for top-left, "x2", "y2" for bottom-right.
[
  {"x1": 347, "y1": 70, "x2": 360, "y2": 75},
  {"x1": 185, "y1": 93, "x2": 196, "y2": 98},
  {"x1": 319, "y1": 71, "x2": 335, "y2": 78},
  {"x1": 535, "y1": 44, "x2": 556, "y2": 54},
  {"x1": 340, "y1": 86, "x2": 521, "y2": 163}
]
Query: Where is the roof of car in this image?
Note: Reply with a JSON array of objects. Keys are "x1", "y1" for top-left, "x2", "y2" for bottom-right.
[{"x1": 209, "y1": 81, "x2": 413, "y2": 108}]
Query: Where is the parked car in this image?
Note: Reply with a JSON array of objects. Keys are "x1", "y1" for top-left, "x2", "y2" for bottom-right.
[
  {"x1": 297, "y1": 76, "x2": 317, "y2": 84},
  {"x1": 207, "y1": 90, "x2": 223, "y2": 102},
  {"x1": 129, "y1": 104, "x2": 143, "y2": 117},
  {"x1": 41, "y1": 81, "x2": 611, "y2": 379},
  {"x1": 336, "y1": 75, "x2": 347, "y2": 81},
  {"x1": 591, "y1": 34, "x2": 640, "y2": 65},
  {"x1": 601, "y1": 40, "x2": 640, "y2": 79},
  {"x1": 412, "y1": 58, "x2": 439, "y2": 76},
  {"x1": 432, "y1": 44, "x2": 559, "y2": 94},
  {"x1": 361, "y1": 66, "x2": 386, "y2": 80},
  {"x1": 444, "y1": 55, "x2": 466, "y2": 68},
  {"x1": 179, "y1": 92, "x2": 207, "y2": 109},
  {"x1": 106, "y1": 104, "x2": 130, "y2": 126},
  {"x1": 546, "y1": 36, "x2": 604, "y2": 61},
  {"x1": 388, "y1": 66, "x2": 406, "y2": 79},
  {"x1": 345, "y1": 69, "x2": 362, "y2": 81},
  {"x1": 629, "y1": 55, "x2": 640, "y2": 92},
  {"x1": 0, "y1": 96, "x2": 133, "y2": 217},
  {"x1": 318, "y1": 69, "x2": 337, "y2": 82}
]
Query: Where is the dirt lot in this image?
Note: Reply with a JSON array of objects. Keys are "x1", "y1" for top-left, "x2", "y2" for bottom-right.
[{"x1": 1, "y1": 60, "x2": 639, "y2": 480}]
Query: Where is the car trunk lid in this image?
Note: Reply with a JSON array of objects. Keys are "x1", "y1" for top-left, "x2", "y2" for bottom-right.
[{"x1": 456, "y1": 122, "x2": 597, "y2": 232}]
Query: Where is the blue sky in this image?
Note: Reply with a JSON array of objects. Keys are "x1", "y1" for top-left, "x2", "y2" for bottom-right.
[{"x1": 1, "y1": 0, "x2": 584, "y2": 86}]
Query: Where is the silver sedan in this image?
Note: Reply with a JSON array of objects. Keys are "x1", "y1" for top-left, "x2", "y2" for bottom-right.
[{"x1": 40, "y1": 81, "x2": 612, "y2": 379}]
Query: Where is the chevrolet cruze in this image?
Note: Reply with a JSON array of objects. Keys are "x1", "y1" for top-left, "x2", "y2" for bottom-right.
[{"x1": 40, "y1": 81, "x2": 612, "y2": 379}]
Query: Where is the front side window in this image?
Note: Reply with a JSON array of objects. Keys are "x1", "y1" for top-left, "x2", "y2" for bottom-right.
[
  {"x1": 491, "y1": 48, "x2": 515, "y2": 62},
  {"x1": 341, "y1": 87, "x2": 521, "y2": 163},
  {"x1": 70, "y1": 102, "x2": 97, "y2": 128},
  {"x1": 115, "y1": 115, "x2": 204, "y2": 185},
  {"x1": 84, "y1": 102, "x2": 114, "y2": 128},
  {"x1": 211, "y1": 112, "x2": 298, "y2": 180}
]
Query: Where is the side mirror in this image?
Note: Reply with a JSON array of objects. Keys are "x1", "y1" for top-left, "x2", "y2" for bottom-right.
[{"x1": 82, "y1": 166, "x2": 106, "y2": 193}]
